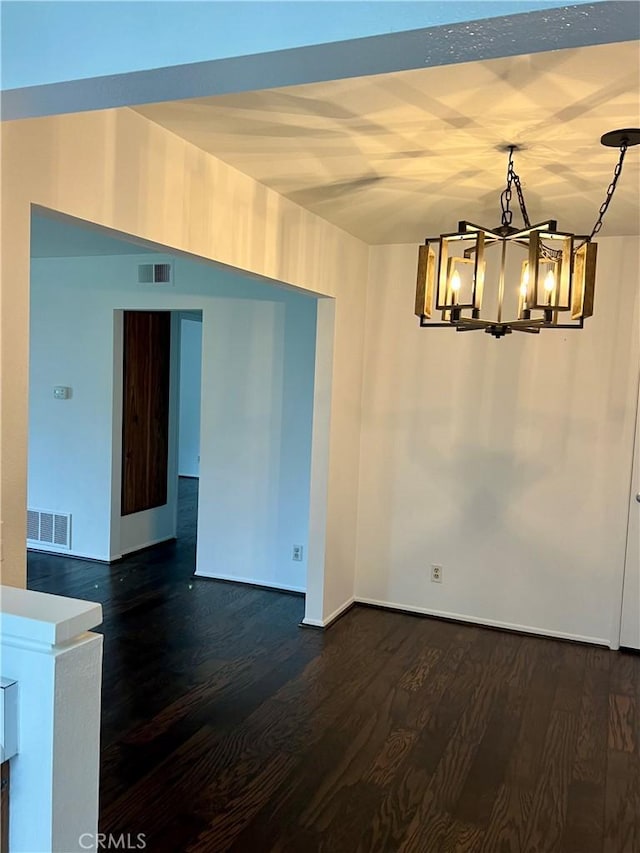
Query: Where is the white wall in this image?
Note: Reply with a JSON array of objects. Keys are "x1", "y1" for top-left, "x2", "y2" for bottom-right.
[
  {"x1": 356, "y1": 236, "x2": 640, "y2": 646},
  {"x1": 28, "y1": 267, "x2": 180, "y2": 560},
  {"x1": 28, "y1": 251, "x2": 316, "y2": 593},
  {"x1": 178, "y1": 316, "x2": 202, "y2": 477},
  {"x1": 197, "y1": 287, "x2": 316, "y2": 592},
  {"x1": 28, "y1": 263, "x2": 117, "y2": 560}
]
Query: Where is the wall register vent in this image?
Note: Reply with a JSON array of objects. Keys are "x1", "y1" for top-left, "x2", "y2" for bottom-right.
[
  {"x1": 27, "y1": 509, "x2": 71, "y2": 550},
  {"x1": 138, "y1": 263, "x2": 173, "y2": 285}
]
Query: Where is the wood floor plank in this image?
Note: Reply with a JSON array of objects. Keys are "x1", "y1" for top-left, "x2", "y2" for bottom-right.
[
  {"x1": 479, "y1": 783, "x2": 535, "y2": 853},
  {"x1": 186, "y1": 751, "x2": 298, "y2": 852},
  {"x1": 573, "y1": 651, "x2": 611, "y2": 784},
  {"x1": 608, "y1": 694, "x2": 636, "y2": 753},
  {"x1": 563, "y1": 780, "x2": 607, "y2": 853},
  {"x1": 610, "y1": 652, "x2": 636, "y2": 697},
  {"x1": 604, "y1": 751, "x2": 637, "y2": 853},
  {"x1": 226, "y1": 616, "x2": 421, "y2": 852},
  {"x1": 521, "y1": 710, "x2": 578, "y2": 853},
  {"x1": 454, "y1": 683, "x2": 524, "y2": 829},
  {"x1": 440, "y1": 818, "x2": 485, "y2": 853},
  {"x1": 398, "y1": 635, "x2": 511, "y2": 852},
  {"x1": 562, "y1": 647, "x2": 610, "y2": 852},
  {"x1": 353, "y1": 636, "x2": 477, "y2": 853},
  {"x1": 355, "y1": 762, "x2": 432, "y2": 853}
]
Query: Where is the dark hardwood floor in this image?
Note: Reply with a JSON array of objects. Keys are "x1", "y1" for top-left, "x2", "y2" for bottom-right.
[{"x1": 28, "y1": 478, "x2": 639, "y2": 852}]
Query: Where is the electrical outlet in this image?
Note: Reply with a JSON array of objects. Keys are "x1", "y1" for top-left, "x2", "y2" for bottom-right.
[
  {"x1": 431, "y1": 564, "x2": 443, "y2": 583},
  {"x1": 292, "y1": 545, "x2": 303, "y2": 562}
]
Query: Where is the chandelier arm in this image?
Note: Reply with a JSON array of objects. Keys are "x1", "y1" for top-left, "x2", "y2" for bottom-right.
[
  {"x1": 511, "y1": 238, "x2": 558, "y2": 258},
  {"x1": 576, "y1": 141, "x2": 629, "y2": 250}
]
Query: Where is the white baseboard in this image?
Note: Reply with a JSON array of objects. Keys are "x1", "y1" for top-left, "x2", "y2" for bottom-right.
[
  {"x1": 194, "y1": 570, "x2": 305, "y2": 595},
  {"x1": 119, "y1": 535, "x2": 176, "y2": 558},
  {"x1": 27, "y1": 545, "x2": 111, "y2": 562},
  {"x1": 355, "y1": 597, "x2": 610, "y2": 647},
  {"x1": 301, "y1": 596, "x2": 355, "y2": 629}
]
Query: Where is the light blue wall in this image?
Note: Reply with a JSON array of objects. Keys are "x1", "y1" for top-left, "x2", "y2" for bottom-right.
[
  {"x1": 1, "y1": 0, "x2": 593, "y2": 90},
  {"x1": 29, "y1": 245, "x2": 316, "y2": 590}
]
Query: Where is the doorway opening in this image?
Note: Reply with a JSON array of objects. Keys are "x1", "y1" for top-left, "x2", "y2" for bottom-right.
[
  {"x1": 26, "y1": 208, "x2": 330, "y2": 622},
  {"x1": 114, "y1": 308, "x2": 203, "y2": 564},
  {"x1": 176, "y1": 311, "x2": 203, "y2": 565}
]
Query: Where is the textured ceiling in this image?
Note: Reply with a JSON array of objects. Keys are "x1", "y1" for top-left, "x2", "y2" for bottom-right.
[{"x1": 135, "y1": 41, "x2": 640, "y2": 244}]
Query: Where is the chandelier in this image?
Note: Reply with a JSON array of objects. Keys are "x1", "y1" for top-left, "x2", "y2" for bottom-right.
[{"x1": 414, "y1": 129, "x2": 639, "y2": 338}]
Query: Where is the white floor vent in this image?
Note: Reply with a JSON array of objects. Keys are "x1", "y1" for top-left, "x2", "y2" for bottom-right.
[{"x1": 27, "y1": 509, "x2": 72, "y2": 550}]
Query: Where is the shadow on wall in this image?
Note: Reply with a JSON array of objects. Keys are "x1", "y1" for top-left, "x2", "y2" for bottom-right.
[{"x1": 356, "y1": 239, "x2": 638, "y2": 643}]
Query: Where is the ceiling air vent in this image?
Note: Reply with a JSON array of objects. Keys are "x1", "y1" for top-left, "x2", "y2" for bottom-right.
[
  {"x1": 138, "y1": 262, "x2": 173, "y2": 285},
  {"x1": 27, "y1": 509, "x2": 72, "y2": 550}
]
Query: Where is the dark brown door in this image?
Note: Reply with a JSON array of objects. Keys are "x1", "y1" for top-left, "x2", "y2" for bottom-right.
[{"x1": 121, "y1": 311, "x2": 171, "y2": 516}]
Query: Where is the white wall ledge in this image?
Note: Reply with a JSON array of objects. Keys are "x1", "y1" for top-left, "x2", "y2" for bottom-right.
[
  {"x1": 1, "y1": 585, "x2": 104, "y2": 852},
  {"x1": 0, "y1": 585, "x2": 102, "y2": 646}
]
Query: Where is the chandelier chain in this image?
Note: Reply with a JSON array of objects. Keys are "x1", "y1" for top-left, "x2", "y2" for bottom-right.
[
  {"x1": 500, "y1": 147, "x2": 515, "y2": 227},
  {"x1": 503, "y1": 140, "x2": 629, "y2": 245},
  {"x1": 584, "y1": 141, "x2": 628, "y2": 244},
  {"x1": 502, "y1": 147, "x2": 560, "y2": 258},
  {"x1": 512, "y1": 171, "x2": 531, "y2": 228},
  {"x1": 500, "y1": 146, "x2": 531, "y2": 229}
]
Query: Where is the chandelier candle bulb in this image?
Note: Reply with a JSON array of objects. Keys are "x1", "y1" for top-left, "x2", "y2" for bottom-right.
[
  {"x1": 520, "y1": 270, "x2": 529, "y2": 302},
  {"x1": 414, "y1": 128, "x2": 639, "y2": 338},
  {"x1": 450, "y1": 270, "x2": 461, "y2": 303},
  {"x1": 519, "y1": 263, "x2": 531, "y2": 319},
  {"x1": 544, "y1": 270, "x2": 556, "y2": 306},
  {"x1": 450, "y1": 269, "x2": 463, "y2": 321}
]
